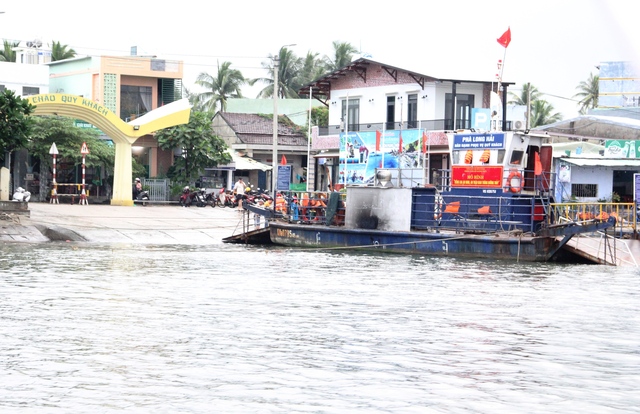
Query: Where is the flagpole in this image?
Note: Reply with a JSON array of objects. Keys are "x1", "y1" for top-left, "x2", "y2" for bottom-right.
[
  {"x1": 343, "y1": 93, "x2": 349, "y2": 189},
  {"x1": 306, "y1": 86, "x2": 312, "y2": 192}
]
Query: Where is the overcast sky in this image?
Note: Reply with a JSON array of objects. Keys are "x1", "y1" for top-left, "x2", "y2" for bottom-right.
[{"x1": 3, "y1": 0, "x2": 637, "y2": 119}]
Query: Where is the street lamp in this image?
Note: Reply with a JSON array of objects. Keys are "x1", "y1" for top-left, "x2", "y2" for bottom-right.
[{"x1": 272, "y1": 44, "x2": 296, "y2": 195}]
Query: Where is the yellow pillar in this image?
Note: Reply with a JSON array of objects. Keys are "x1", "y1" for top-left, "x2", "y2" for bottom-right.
[{"x1": 111, "y1": 141, "x2": 134, "y2": 206}]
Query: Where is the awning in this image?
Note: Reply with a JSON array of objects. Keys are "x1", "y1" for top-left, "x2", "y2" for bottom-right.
[
  {"x1": 560, "y1": 157, "x2": 640, "y2": 167},
  {"x1": 314, "y1": 151, "x2": 339, "y2": 158},
  {"x1": 207, "y1": 150, "x2": 272, "y2": 171}
]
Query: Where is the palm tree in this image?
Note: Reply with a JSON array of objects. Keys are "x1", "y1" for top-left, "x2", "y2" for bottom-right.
[
  {"x1": 0, "y1": 39, "x2": 19, "y2": 62},
  {"x1": 574, "y1": 72, "x2": 599, "y2": 114},
  {"x1": 529, "y1": 100, "x2": 562, "y2": 127},
  {"x1": 508, "y1": 82, "x2": 542, "y2": 106},
  {"x1": 323, "y1": 41, "x2": 358, "y2": 72},
  {"x1": 50, "y1": 40, "x2": 76, "y2": 61},
  {"x1": 250, "y1": 47, "x2": 301, "y2": 99},
  {"x1": 193, "y1": 61, "x2": 245, "y2": 113},
  {"x1": 297, "y1": 51, "x2": 326, "y2": 89}
]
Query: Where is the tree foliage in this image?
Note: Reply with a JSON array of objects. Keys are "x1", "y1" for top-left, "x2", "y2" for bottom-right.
[
  {"x1": 27, "y1": 116, "x2": 114, "y2": 167},
  {"x1": 155, "y1": 111, "x2": 231, "y2": 185},
  {"x1": 192, "y1": 61, "x2": 245, "y2": 113},
  {"x1": 0, "y1": 89, "x2": 36, "y2": 163},
  {"x1": 529, "y1": 100, "x2": 562, "y2": 127},
  {"x1": 323, "y1": 41, "x2": 359, "y2": 72},
  {"x1": 311, "y1": 106, "x2": 328, "y2": 127},
  {"x1": 574, "y1": 72, "x2": 599, "y2": 115},
  {"x1": 0, "y1": 39, "x2": 20, "y2": 62},
  {"x1": 50, "y1": 40, "x2": 77, "y2": 61},
  {"x1": 507, "y1": 82, "x2": 542, "y2": 106}
]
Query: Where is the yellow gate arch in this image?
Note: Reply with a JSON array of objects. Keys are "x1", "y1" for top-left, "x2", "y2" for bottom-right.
[{"x1": 27, "y1": 94, "x2": 191, "y2": 206}]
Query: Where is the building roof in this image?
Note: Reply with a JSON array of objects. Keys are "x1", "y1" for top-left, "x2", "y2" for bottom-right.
[
  {"x1": 216, "y1": 112, "x2": 307, "y2": 146},
  {"x1": 225, "y1": 98, "x2": 322, "y2": 128},
  {"x1": 298, "y1": 57, "x2": 515, "y2": 102},
  {"x1": 534, "y1": 115, "x2": 640, "y2": 141},
  {"x1": 559, "y1": 158, "x2": 640, "y2": 167}
]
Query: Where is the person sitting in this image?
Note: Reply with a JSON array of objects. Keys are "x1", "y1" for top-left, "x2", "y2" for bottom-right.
[{"x1": 132, "y1": 178, "x2": 142, "y2": 199}]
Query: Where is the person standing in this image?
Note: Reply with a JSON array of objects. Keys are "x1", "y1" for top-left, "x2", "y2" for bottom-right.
[{"x1": 233, "y1": 177, "x2": 245, "y2": 209}]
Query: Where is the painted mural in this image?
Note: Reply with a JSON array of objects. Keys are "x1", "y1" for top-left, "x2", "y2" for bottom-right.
[{"x1": 338, "y1": 130, "x2": 430, "y2": 185}]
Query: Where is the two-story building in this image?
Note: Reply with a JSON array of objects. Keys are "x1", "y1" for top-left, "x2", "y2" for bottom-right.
[
  {"x1": 299, "y1": 58, "x2": 515, "y2": 191},
  {"x1": 47, "y1": 52, "x2": 184, "y2": 180}
]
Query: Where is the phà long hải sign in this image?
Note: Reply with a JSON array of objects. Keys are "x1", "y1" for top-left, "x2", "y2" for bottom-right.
[{"x1": 453, "y1": 133, "x2": 505, "y2": 150}]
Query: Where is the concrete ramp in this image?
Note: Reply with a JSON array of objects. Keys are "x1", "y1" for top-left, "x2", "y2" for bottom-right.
[{"x1": 562, "y1": 234, "x2": 639, "y2": 266}]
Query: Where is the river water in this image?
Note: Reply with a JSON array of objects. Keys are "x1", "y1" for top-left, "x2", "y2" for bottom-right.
[{"x1": 1, "y1": 241, "x2": 639, "y2": 413}]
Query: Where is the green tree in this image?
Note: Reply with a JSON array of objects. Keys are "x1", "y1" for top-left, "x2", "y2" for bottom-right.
[
  {"x1": 574, "y1": 72, "x2": 599, "y2": 114},
  {"x1": 193, "y1": 61, "x2": 245, "y2": 113},
  {"x1": 323, "y1": 41, "x2": 358, "y2": 72},
  {"x1": 50, "y1": 40, "x2": 76, "y2": 61},
  {"x1": 0, "y1": 89, "x2": 36, "y2": 166},
  {"x1": 529, "y1": 100, "x2": 562, "y2": 127},
  {"x1": 155, "y1": 111, "x2": 231, "y2": 185},
  {"x1": 250, "y1": 47, "x2": 302, "y2": 98},
  {"x1": 311, "y1": 106, "x2": 328, "y2": 127},
  {"x1": 27, "y1": 116, "x2": 115, "y2": 195},
  {"x1": 297, "y1": 51, "x2": 326, "y2": 89},
  {"x1": 0, "y1": 39, "x2": 19, "y2": 62},
  {"x1": 508, "y1": 82, "x2": 542, "y2": 106}
]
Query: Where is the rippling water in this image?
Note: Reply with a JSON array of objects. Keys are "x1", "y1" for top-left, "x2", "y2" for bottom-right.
[{"x1": 1, "y1": 241, "x2": 639, "y2": 413}]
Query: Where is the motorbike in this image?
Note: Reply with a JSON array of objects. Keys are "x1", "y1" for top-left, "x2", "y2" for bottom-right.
[
  {"x1": 179, "y1": 186, "x2": 203, "y2": 207},
  {"x1": 135, "y1": 190, "x2": 150, "y2": 201}
]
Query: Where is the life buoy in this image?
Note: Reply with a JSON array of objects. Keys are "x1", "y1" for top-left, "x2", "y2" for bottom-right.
[{"x1": 507, "y1": 170, "x2": 522, "y2": 193}]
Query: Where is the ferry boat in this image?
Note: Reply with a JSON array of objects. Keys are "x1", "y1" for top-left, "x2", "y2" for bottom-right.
[{"x1": 243, "y1": 130, "x2": 614, "y2": 262}]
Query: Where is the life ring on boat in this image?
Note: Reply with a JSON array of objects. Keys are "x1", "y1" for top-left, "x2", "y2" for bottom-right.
[
  {"x1": 507, "y1": 170, "x2": 522, "y2": 193},
  {"x1": 434, "y1": 193, "x2": 444, "y2": 220}
]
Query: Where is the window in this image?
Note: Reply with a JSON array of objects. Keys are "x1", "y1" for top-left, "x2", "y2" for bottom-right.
[
  {"x1": 407, "y1": 94, "x2": 418, "y2": 128},
  {"x1": 0, "y1": 85, "x2": 5, "y2": 92},
  {"x1": 22, "y1": 86, "x2": 39, "y2": 96},
  {"x1": 341, "y1": 98, "x2": 360, "y2": 132},
  {"x1": 445, "y1": 93, "x2": 475, "y2": 129},
  {"x1": 120, "y1": 85, "x2": 153, "y2": 121},
  {"x1": 509, "y1": 150, "x2": 525, "y2": 165},
  {"x1": 572, "y1": 183, "x2": 597, "y2": 198},
  {"x1": 386, "y1": 96, "x2": 395, "y2": 130}
]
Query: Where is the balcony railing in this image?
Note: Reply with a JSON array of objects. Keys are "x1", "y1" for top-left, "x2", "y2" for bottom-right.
[{"x1": 318, "y1": 119, "x2": 517, "y2": 136}]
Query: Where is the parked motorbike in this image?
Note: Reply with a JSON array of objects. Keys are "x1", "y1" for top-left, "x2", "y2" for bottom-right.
[{"x1": 179, "y1": 186, "x2": 204, "y2": 207}]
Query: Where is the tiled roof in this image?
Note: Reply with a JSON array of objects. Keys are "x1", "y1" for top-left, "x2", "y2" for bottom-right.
[{"x1": 218, "y1": 112, "x2": 307, "y2": 146}]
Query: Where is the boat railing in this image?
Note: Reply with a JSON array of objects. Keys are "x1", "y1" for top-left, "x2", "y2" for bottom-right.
[
  {"x1": 549, "y1": 202, "x2": 638, "y2": 238},
  {"x1": 276, "y1": 190, "x2": 347, "y2": 226},
  {"x1": 411, "y1": 193, "x2": 546, "y2": 234}
]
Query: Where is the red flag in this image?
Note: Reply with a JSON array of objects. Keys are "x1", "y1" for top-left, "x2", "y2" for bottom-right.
[
  {"x1": 534, "y1": 152, "x2": 542, "y2": 176},
  {"x1": 497, "y1": 27, "x2": 511, "y2": 48},
  {"x1": 422, "y1": 131, "x2": 427, "y2": 154},
  {"x1": 375, "y1": 130, "x2": 381, "y2": 152},
  {"x1": 398, "y1": 132, "x2": 403, "y2": 153},
  {"x1": 281, "y1": 154, "x2": 287, "y2": 165}
]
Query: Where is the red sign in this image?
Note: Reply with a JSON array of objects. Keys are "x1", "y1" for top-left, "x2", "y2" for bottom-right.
[
  {"x1": 451, "y1": 166, "x2": 503, "y2": 188},
  {"x1": 80, "y1": 142, "x2": 90, "y2": 155}
]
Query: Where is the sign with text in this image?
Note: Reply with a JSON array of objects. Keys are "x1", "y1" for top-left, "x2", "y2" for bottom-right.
[
  {"x1": 451, "y1": 166, "x2": 504, "y2": 188},
  {"x1": 453, "y1": 133, "x2": 505, "y2": 150},
  {"x1": 277, "y1": 165, "x2": 291, "y2": 191}
]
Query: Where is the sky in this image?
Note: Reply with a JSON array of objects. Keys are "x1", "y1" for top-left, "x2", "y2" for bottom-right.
[{"x1": 2, "y1": 0, "x2": 637, "y2": 120}]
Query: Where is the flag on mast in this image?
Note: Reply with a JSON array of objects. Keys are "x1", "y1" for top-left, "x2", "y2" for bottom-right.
[
  {"x1": 422, "y1": 131, "x2": 428, "y2": 153},
  {"x1": 497, "y1": 27, "x2": 511, "y2": 48},
  {"x1": 398, "y1": 132, "x2": 403, "y2": 153}
]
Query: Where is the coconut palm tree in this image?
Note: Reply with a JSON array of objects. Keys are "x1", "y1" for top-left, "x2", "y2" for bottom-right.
[
  {"x1": 250, "y1": 47, "x2": 301, "y2": 99},
  {"x1": 529, "y1": 100, "x2": 562, "y2": 127},
  {"x1": 297, "y1": 51, "x2": 326, "y2": 89},
  {"x1": 574, "y1": 72, "x2": 599, "y2": 114},
  {"x1": 50, "y1": 40, "x2": 76, "y2": 61},
  {"x1": 323, "y1": 41, "x2": 358, "y2": 72},
  {"x1": 193, "y1": 61, "x2": 245, "y2": 113},
  {"x1": 508, "y1": 82, "x2": 542, "y2": 106},
  {"x1": 0, "y1": 39, "x2": 19, "y2": 62}
]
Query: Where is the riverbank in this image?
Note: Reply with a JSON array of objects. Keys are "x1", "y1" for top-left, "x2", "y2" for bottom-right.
[{"x1": 1, "y1": 202, "x2": 250, "y2": 244}]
